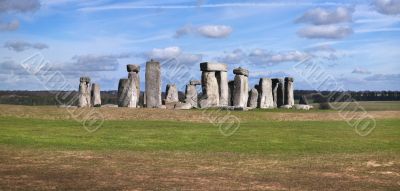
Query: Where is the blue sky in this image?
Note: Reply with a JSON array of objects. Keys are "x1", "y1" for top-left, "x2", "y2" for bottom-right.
[{"x1": 0, "y1": 0, "x2": 399, "y2": 91}]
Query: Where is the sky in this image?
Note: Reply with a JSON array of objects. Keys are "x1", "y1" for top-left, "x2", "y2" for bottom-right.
[{"x1": 0, "y1": 0, "x2": 399, "y2": 91}]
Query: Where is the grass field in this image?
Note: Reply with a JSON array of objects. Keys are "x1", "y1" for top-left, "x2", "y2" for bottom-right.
[{"x1": 0, "y1": 103, "x2": 399, "y2": 190}]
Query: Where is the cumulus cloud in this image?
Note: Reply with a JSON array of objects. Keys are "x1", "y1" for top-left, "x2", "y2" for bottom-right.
[
  {"x1": 352, "y1": 67, "x2": 371, "y2": 74},
  {"x1": 65, "y1": 53, "x2": 131, "y2": 71},
  {"x1": 296, "y1": 7, "x2": 354, "y2": 25},
  {"x1": 144, "y1": 46, "x2": 202, "y2": 65},
  {"x1": 217, "y1": 49, "x2": 245, "y2": 64},
  {"x1": 4, "y1": 40, "x2": 49, "y2": 52},
  {"x1": 306, "y1": 45, "x2": 348, "y2": 61},
  {"x1": 0, "y1": 19, "x2": 19, "y2": 31},
  {"x1": 0, "y1": 0, "x2": 41, "y2": 13},
  {"x1": 175, "y1": 24, "x2": 232, "y2": 38},
  {"x1": 364, "y1": 73, "x2": 400, "y2": 81},
  {"x1": 297, "y1": 25, "x2": 353, "y2": 39},
  {"x1": 373, "y1": 0, "x2": 400, "y2": 15}
]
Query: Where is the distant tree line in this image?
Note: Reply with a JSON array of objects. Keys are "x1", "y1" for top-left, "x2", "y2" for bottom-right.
[{"x1": 0, "y1": 90, "x2": 399, "y2": 106}]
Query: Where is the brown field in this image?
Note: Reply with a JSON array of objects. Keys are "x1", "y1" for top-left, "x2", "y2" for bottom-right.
[
  {"x1": 1, "y1": 147, "x2": 399, "y2": 191},
  {"x1": 0, "y1": 104, "x2": 399, "y2": 122}
]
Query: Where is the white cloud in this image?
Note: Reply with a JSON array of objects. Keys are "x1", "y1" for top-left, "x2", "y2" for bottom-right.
[
  {"x1": 217, "y1": 49, "x2": 245, "y2": 64},
  {"x1": 297, "y1": 25, "x2": 353, "y2": 39},
  {"x1": 143, "y1": 46, "x2": 202, "y2": 65},
  {"x1": 175, "y1": 25, "x2": 232, "y2": 38},
  {"x1": 4, "y1": 40, "x2": 49, "y2": 52},
  {"x1": 197, "y1": 25, "x2": 232, "y2": 38},
  {"x1": 373, "y1": 0, "x2": 400, "y2": 15},
  {"x1": 296, "y1": 6, "x2": 354, "y2": 25},
  {"x1": 352, "y1": 67, "x2": 371, "y2": 74}
]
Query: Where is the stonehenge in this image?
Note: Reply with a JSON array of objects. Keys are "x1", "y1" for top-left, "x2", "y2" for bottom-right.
[
  {"x1": 258, "y1": 78, "x2": 274, "y2": 109},
  {"x1": 78, "y1": 60, "x2": 299, "y2": 110},
  {"x1": 247, "y1": 88, "x2": 258, "y2": 108},
  {"x1": 78, "y1": 77, "x2": 91, "y2": 108},
  {"x1": 117, "y1": 64, "x2": 140, "y2": 108},
  {"x1": 284, "y1": 77, "x2": 294, "y2": 106},
  {"x1": 199, "y1": 62, "x2": 228, "y2": 108},
  {"x1": 232, "y1": 67, "x2": 249, "y2": 107},
  {"x1": 91, "y1": 83, "x2": 101, "y2": 107},
  {"x1": 145, "y1": 59, "x2": 162, "y2": 108},
  {"x1": 185, "y1": 80, "x2": 201, "y2": 108}
]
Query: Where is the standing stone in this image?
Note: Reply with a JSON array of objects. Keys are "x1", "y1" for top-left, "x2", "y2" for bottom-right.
[
  {"x1": 284, "y1": 77, "x2": 294, "y2": 106},
  {"x1": 185, "y1": 80, "x2": 201, "y2": 108},
  {"x1": 117, "y1": 78, "x2": 137, "y2": 107},
  {"x1": 78, "y1": 77, "x2": 91, "y2": 107},
  {"x1": 258, "y1": 78, "x2": 274, "y2": 109},
  {"x1": 199, "y1": 71, "x2": 219, "y2": 108},
  {"x1": 233, "y1": 67, "x2": 249, "y2": 107},
  {"x1": 228, "y1": 80, "x2": 234, "y2": 106},
  {"x1": 247, "y1": 88, "x2": 259, "y2": 108},
  {"x1": 217, "y1": 71, "x2": 229, "y2": 106},
  {"x1": 272, "y1": 78, "x2": 285, "y2": 107},
  {"x1": 91, "y1": 83, "x2": 101, "y2": 107},
  {"x1": 127, "y1": 64, "x2": 140, "y2": 106},
  {"x1": 199, "y1": 62, "x2": 228, "y2": 108},
  {"x1": 165, "y1": 84, "x2": 179, "y2": 103},
  {"x1": 145, "y1": 59, "x2": 161, "y2": 108},
  {"x1": 299, "y1": 95, "x2": 309, "y2": 105}
]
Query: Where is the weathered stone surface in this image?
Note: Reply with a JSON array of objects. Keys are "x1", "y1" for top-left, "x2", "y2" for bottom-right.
[
  {"x1": 293, "y1": 104, "x2": 312, "y2": 110},
  {"x1": 189, "y1": 80, "x2": 201, "y2": 85},
  {"x1": 284, "y1": 77, "x2": 294, "y2": 106},
  {"x1": 217, "y1": 71, "x2": 229, "y2": 106},
  {"x1": 91, "y1": 83, "x2": 101, "y2": 107},
  {"x1": 233, "y1": 75, "x2": 249, "y2": 107},
  {"x1": 199, "y1": 72, "x2": 219, "y2": 108},
  {"x1": 117, "y1": 78, "x2": 137, "y2": 108},
  {"x1": 185, "y1": 84, "x2": 198, "y2": 108},
  {"x1": 233, "y1": 67, "x2": 249, "y2": 77},
  {"x1": 280, "y1": 105, "x2": 292, "y2": 109},
  {"x1": 299, "y1": 95, "x2": 309, "y2": 105},
  {"x1": 258, "y1": 78, "x2": 274, "y2": 109},
  {"x1": 228, "y1": 80, "x2": 234, "y2": 106},
  {"x1": 80, "y1": 77, "x2": 90, "y2": 83},
  {"x1": 145, "y1": 60, "x2": 162, "y2": 108},
  {"x1": 272, "y1": 78, "x2": 285, "y2": 107},
  {"x1": 127, "y1": 64, "x2": 140, "y2": 72},
  {"x1": 165, "y1": 84, "x2": 179, "y2": 103},
  {"x1": 200, "y1": 62, "x2": 227, "y2": 72},
  {"x1": 128, "y1": 72, "x2": 140, "y2": 105},
  {"x1": 174, "y1": 102, "x2": 192, "y2": 110},
  {"x1": 247, "y1": 88, "x2": 258, "y2": 108},
  {"x1": 78, "y1": 77, "x2": 91, "y2": 107}
]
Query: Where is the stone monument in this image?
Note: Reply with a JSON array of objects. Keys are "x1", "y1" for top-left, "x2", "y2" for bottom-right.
[
  {"x1": 232, "y1": 67, "x2": 249, "y2": 107},
  {"x1": 78, "y1": 77, "x2": 91, "y2": 107},
  {"x1": 145, "y1": 59, "x2": 162, "y2": 108}
]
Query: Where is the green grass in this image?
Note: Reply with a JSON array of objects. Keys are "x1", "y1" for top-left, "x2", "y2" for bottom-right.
[
  {"x1": 311, "y1": 101, "x2": 400, "y2": 111},
  {"x1": 0, "y1": 117, "x2": 399, "y2": 155}
]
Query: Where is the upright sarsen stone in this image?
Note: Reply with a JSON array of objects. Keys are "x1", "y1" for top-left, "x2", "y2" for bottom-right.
[
  {"x1": 78, "y1": 77, "x2": 91, "y2": 107},
  {"x1": 272, "y1": 78, "x2": 285, "y2": 107},
  {"x1": 199, "y1": 71, "x2": 219, "y2": 108},
  {"x1": 258, "y1": 78, "x2": 274, "y2": 109},
  {"x1": 185, "y1": 80, "x2": 201, "y2": 108},
  {"x1": 228, "y1": 80, "x2": 234, "y2": 106},
  {"x1": 145, "y1": 60, "x2": 161, "y2": 108},
  {"x1": 127, "y1": 64, "x2": 140, "y2": 106},
  {"x1": 247, "y1": 88, "x2": 258, "y2": 108},
  {"x1": 165, "y1": 84, "x2": 179, "y2": 103},
  {"x1": 217, "y1": 71, "x2": 228, "y2": 106},
  {"x1": 284, "y1": 77, "x2": 294, "y2": 106},
  {"x1": 233, "y1": 67, "x2": 249, "y2": 107},
  {"x1": 299, "y1": 95, "x2": 309, "y2": 105},
  {"x1": 91, "y1": 83, "x2": 101, "y2": 107},
  {"x1": 117, "y1": 78, "x2": 137, "y2": 107},
  {"x1": 199, "y1": 62, "x2": 227, "y2": 108}
]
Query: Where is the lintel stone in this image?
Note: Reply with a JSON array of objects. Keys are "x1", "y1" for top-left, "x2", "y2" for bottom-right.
[{"x1": 200, "y1": 62, "x2": 227, "y2": 72}]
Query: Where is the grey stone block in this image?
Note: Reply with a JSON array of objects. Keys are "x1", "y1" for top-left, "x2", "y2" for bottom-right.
[
  {"x1": 145, "y1": 59, "x2": 162, "y2": 108},
  {"x1": 127, "y1": 64, "x2": 140, "y2": 72},
  {"x1": 247, "y1": 88, "x2": 258, "y2": 108},
  {"x1": 258, "y1": 78, "x2": 274, "y2": 109},
  {"x1": 200, "y1": 62, "x2": 227, "y2": 72},
  {"x1": 233, "y1": 67, "x2": 249, "y2": 77},
  {"x1": 91, "y1": 83, "x2": 101, "y2": 107}
]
